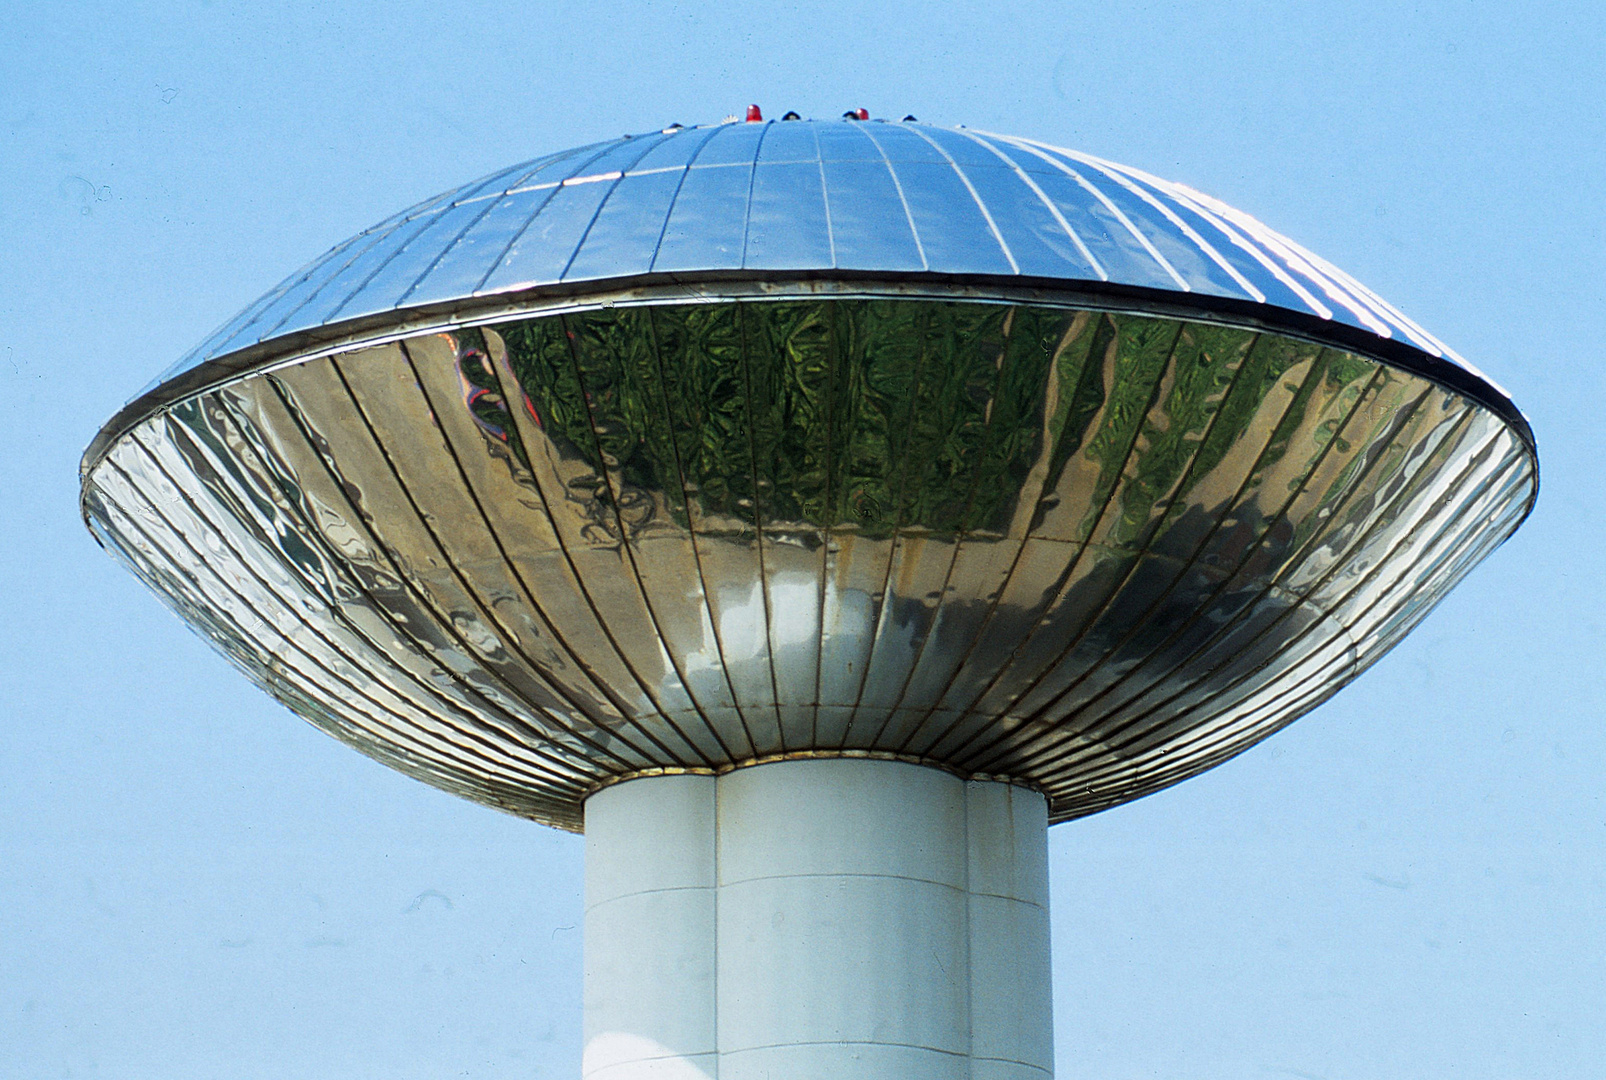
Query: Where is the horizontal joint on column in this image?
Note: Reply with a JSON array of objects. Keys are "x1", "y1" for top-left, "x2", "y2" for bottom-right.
[
  {"x1": 969, "y1": 1057, "x2": 1054, "y2": 1076},
  {"x1": 968, "y1": 890, "x2": 1049, "y2": 908},
  {"x1": 717, "y1": 869, "x2": 969, "y2": 891},
  {"x1": 584, "y1": 883, "x2": 713, "y2": 913},
  {"x1": 719, "y1": 1038, "x2": 972, "y2": 1058}
]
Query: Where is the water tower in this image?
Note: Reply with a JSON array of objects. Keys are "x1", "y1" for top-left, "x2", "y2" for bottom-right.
[{"x1": 82, "y1": 114, "x2": 1536, "y2": 1080}]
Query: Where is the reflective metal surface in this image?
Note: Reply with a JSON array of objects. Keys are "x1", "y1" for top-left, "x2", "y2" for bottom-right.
[
  {"x1": 83, "y1": 292, "x2": 1535, "y2": 830},
  {"x1": 135, "y1": 121, "x2": 1505, "y2": 402}
]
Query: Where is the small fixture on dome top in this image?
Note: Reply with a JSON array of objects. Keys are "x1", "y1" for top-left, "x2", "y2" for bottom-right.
[
  {"x1": 842, "y1": 107, "x2": 869, "y2": 120},
  {"x1": 782, "y1": 110, "x2": 801, "y2": 121},
  {"x1": 745, "y1": 104, "x2": 763, "y2": 122}
]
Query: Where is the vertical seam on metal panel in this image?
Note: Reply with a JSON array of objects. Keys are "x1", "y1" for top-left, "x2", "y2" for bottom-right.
[
  {"x1": 486, "y1": 330, "x2": 698, "y2": 763},
  {"x1": 856, "y1": 125, "x2": 930, "y2": 271},
  {"x1": 134, "y1": 409, "x2": 624, "y2": 778},
  {"x1": 812, "y1": 124, "x2": 837, "y2": 268},
  {"x1": 106, "y1": 445, "x2": 583, "y2": 794},
  {"x1": 918, "y1": 319, "x2": 1186, "y2": 760},
  {"x1": 712, "y1": 773, "x2": 722, "y2": 1076},
  {"x1": 398, "y1": 337, "x2": 664, "y2": 767},
  {"x1": 943, "y1": 331, "x2": 1264, "y2": 763},
  {"x1": 644, "y1": 305, "x2": 760, "y2": 759},
  {"x1": 975, "y1": 367, "x2": 1424, "y2": 777},
  {"x1": 809, "y1": 300, "x2": 843, "y2": 744},
  {"x1": 884, "y1": 311, "x2": 1095, "y2": 755},
  {"x1": 845, "y1": 302, "x2": 939, "y2": 748},
  {"x1": 738, "y1": 121, "x2": 773, "y2": 269},
  {"x1": 962, "y1": 779, "x2": 975, "y2": 1078},
  {"x1": 647, "y1": 126, "x2": 731, "y2": 273},
  {"x1": 558, "y1": 134, "x2": 673, "y2": 282},
  {"x1": 462, "y1": 146, "x2": 622, "y2": 296},
  {"x1": 558, "y1": 312, "x2": 726, "y2": 765},
  {"x1": 848, "y1": 303, "x2": 943, "y2": 749},
  {"x1": 1014, "y1": 405, "x2": 1499, "y2": 788},
  {"x1": 904, "y1": 126, "x2": 1020, "y2": 274},
  {"x1": 734, "y1": 303, "x2": 788, "y2": 750},
  {"x1": 955, "y1": 130, "x2": 1108, "y2": 282},
  {"x1": 258, "y1": 368, "x2": 663, "y2": 772},
  {"x1": 818, "y1": 299, "x2": 882, "y2": 747}
]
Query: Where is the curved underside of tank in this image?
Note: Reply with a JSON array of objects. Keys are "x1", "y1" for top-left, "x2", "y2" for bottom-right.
[{"x1": 81, "y1": 286, "x2": 1534, "y2": 829}]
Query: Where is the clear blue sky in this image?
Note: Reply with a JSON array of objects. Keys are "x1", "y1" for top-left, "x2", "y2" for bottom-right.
[{"x1": 2, "y1": 2, "x2": 1601, "y2": 1077}]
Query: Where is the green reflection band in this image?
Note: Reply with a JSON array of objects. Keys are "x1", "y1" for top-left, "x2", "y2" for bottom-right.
[{"x1": 494, "y1": 300, "x2": 1372, "y2": 544}]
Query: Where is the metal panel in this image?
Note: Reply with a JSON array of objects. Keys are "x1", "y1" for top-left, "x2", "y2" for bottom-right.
[
  {"x1": 686, "y1": 121, "x2": 770, "y2": 168},
  {"x1": 820, "y1": 158, "x2": 924, "y2": 272},
  {"x1": 651, "y1": 163, "x2": 754, "y2": 273},
  {"x1": 743, "y1": 162, "x2": 833, "y2": 270},
  {"x1": 83, "y1": 295, "x2": 1536, "y2": 828},
  {"x1": 310, "y1": 199, "x2": 504, "y2": 327},
  {"x1": 561, "y1": 169, "x2": 689, "y2": 283},
  {"x1": 884, "y1": 159, "x2": 1015, "y2": 276},
  {"x1": 754, "y1": 119, "x2": 821, "y2": 164}
]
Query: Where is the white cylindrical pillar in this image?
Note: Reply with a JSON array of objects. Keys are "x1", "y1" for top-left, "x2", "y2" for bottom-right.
[
  {"x1": 584, "y1": 773, "x2": 719, "y2": 1080},
  {"x1": 583, "y1": 759, "x2": 1051, "y2": 1080}
]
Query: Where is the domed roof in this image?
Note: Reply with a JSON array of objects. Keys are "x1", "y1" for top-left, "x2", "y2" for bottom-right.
[{"x1": 135, "y1": 119, "x2": 1520, "y2": 433}]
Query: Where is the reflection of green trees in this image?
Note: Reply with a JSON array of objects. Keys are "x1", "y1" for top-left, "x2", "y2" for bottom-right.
[{"x1": 489, "y1": 299, "x2": 1384, "y2": 542}]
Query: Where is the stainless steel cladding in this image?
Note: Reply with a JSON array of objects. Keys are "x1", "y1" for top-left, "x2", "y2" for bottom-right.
[{"x1": 82, "y1": 122, "x2": 1537, "y2": 831}]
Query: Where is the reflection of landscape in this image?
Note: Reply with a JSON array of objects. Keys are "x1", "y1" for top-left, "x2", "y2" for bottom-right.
[{"x1": 83, "y1": 297, "x2": 1533, "y2": 829}]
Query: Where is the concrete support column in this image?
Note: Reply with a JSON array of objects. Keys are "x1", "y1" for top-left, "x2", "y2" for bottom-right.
[
  {"x1": 583, "y1": 759, "x2": 1051, "y2": 1080},
  {"x1": 584, "y1": 774, "x2": 719, "y2": 1080}
]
